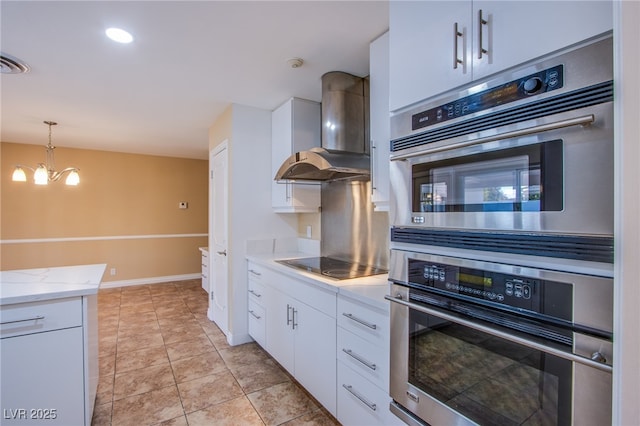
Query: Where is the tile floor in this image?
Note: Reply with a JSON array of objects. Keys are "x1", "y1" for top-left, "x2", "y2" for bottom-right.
[{"x1": 92, "y1": 279, "x2": 339, "y2": 426}]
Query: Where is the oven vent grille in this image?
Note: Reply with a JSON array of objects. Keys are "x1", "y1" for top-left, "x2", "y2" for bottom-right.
[
  {"x1": 390, "y1": 81, "x2": 614, "y2": 153},
  {"x1": 391, "y1": 227, "x2": 614, "y2": 263}
]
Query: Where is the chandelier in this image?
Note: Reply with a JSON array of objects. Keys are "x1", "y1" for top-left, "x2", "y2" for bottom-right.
[{"x1": 12, "y1": 121, "x2": 80, "y2": 186}]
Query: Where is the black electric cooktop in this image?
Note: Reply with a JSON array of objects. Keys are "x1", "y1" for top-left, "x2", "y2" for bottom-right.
[{"x1": 276, "y1": 256, "x2": 387, "y2": 280}]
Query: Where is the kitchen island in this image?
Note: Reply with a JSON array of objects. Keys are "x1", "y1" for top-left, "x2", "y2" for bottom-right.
[{"x1": 0, "y1": 264, "x2": 106, "y2": 426}]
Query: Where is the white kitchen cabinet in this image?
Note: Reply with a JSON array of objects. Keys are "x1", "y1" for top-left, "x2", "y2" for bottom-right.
[
  {"x1": 271, "y1": 98, "x2": 321, "y2": 213},
  {"x1": 247, "y1": 267, "x2": 267, "y2": 348},
  {"x1": 336, "y1": 293, "x2": 402, "y2": 426},
  {"x1": 389, "y1": 0, "x2": 613, "y2": 111},
  {"x1": 369, "y1": 31, "x2": 390, "y2": 212},
  {"x1": 247, "y1": 261, "x2": 337, "y2": 416},
  {"x1": 0, "y1": 296, "x2": 97, "y2": 426},
  {"x1": 200, "y1": 247, "x2": 209, "y2": 293}
]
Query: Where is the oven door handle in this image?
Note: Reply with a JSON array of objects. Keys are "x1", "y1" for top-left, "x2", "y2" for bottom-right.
[
  {"x1": 390, "y1": 114, "x2": 595, "y2": 161},
  {"x1": 385, "y1": 294, "x2": 613, "y2": 373}
]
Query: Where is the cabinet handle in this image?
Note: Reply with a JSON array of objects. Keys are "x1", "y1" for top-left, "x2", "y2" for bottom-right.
[
  {"x1": 342, "y1": 384, "x2": 377, "y2": 411},
  {"x1": 1, "y1": 315, "x2": 45, "y2": 325},
  {"x1": 292, "y1": 308, "x2": 298, "y2": 330},
  {"x1": 478, "y1": 9, "x2": 489, "y2": 59},
  {"x1": 217, "y1": 250, "x2": 227, "y2": 256},
  {"x1": 342, "y1": 348, "x2": 377, "y2": 370},
  {"x1": 286, "y1": 182, "x2": 291, "y2": 202},
  {"x1": 286, "y1": 304, "x2": 292, "y2": 326},
  {"x1": 453, "y1": 22, "x2": 464, "y2": 70},
  {"x1": 249, "y1": 269, "x2": 262, "y2": 277},
  {"x1": 248, "y1": 289, "x2": 262, "y2": 298},
  {"x1": 249, "y1": 310, "x2": 261, "y2": 320},
  {"x1": 370, "y1": 139, "x2": 377, "y2": 192},
  {"x1": 342, "y1": 312, "x2": 377, "y2": 330}
]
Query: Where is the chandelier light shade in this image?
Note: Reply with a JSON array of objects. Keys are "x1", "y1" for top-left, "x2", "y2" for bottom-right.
[{"x1": 12, "y1": 121, "x2": 80, "y2": 186}]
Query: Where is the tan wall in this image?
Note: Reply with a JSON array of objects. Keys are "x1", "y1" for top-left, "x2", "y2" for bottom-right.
[{"x1": 1, "y1": 142, "x2": 208, "y2": 283}]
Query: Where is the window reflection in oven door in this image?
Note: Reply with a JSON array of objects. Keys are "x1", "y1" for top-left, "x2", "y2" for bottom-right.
[{"x1": 389, "y1": 285, "x2": 613, "y2": 426}]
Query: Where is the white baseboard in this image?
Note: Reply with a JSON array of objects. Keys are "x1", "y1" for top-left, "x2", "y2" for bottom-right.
[{"x1": 99, "y1": 273, "x2": 201, "y2": 289}]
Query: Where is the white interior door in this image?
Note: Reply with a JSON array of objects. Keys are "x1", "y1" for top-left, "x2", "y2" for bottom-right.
[{"x1": 210, "y1": 141, "x2": 229, "y2": 334}]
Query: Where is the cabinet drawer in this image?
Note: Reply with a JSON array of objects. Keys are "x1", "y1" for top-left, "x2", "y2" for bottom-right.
[
  {"x1": 337, "y1": 362, "x2": 402, "y2": 426},
  {"x1": 337, "y1": 327, "x2": 388, "y2": 391},
  {"x1": 1, "y1": 297, "x2": 82, "y2": 339},
  {"x1": 248, "y1": 279, "x2": 266, "y2": 304},
  {"x1": 248, "y1": 300, "x2": 266, "y2": 348},
  {"x1": 337, "y1": 296, "x2": 388, "y2": 346}
]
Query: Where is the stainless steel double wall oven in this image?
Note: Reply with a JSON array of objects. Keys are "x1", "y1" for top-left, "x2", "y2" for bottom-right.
[{"x1": 387, "y1": 33, "x2": 614, "y2": 426}]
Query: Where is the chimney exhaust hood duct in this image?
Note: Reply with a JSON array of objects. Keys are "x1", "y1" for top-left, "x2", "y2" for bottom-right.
[{"x1": 274, "y1": 71, "x2": 370, "y2": 182}]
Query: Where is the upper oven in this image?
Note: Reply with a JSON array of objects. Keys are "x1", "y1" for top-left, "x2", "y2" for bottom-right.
[{"x1": 389, "y1": 33, "x2": 614, "y2": 261}]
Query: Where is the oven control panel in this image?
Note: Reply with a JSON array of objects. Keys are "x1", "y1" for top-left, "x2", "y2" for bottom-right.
[
  {"x1": 408, "y1": 259, "x2": 571, "y2": 318},
  {"x1": 411, "y1": 65, "x2": 564, "y2": 131}
]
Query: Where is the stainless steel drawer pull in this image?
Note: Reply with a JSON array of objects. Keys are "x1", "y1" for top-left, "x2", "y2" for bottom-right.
[
  {"x1": 249, "y1": 310, "x2": 261, "y2": 320},
  {"x1": 248, "y1": 269, "x2": 262, "y2": 276},
  {"x1": 342, "y1": 384, "x2": 377, "y2": 411},
  {"x1": 342, "y1": 313, "x2": 377, "y2": 330},
  {"x1": 342, "y1": 348, "x2": 377, "y2": 370},
  {"x1": 248, "y1": 289, "x2": 262, "y2": 298},
  {"x1": 1, "y1": 315, "x2": 45, "y2": 325}
]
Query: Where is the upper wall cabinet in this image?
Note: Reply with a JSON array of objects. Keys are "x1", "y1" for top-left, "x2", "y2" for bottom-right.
[
  {"x1": 369, "y1": 31, "x2": 390, "y2": 212},
  {"x1": 389, "y1": 0, "x2": 613, "y2": 112},
  {"x1": 271, "y1": 98, "x2": 321, "y2": 213}
]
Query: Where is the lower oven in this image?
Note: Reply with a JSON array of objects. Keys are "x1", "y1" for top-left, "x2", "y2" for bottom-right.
[{"x1": 386, "y1": 250, "x2": 613, "y2": 426}]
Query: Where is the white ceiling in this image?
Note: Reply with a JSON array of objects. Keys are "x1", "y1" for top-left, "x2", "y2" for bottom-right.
[{"x1": 1, "y1": 1, "x2": 389, "y2": 160}]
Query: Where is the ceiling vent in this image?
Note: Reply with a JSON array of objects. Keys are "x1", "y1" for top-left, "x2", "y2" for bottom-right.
[{"x1": 1, "y1": 53, "x2": 30, "y2": 74}]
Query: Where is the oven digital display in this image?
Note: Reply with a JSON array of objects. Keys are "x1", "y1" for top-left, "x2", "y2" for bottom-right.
[{"x1": 458, "y1": 272, "x2": 492, "y2": 287}]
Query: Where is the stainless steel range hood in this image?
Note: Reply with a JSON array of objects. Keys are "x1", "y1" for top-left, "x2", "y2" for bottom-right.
[{"x1": 274, "y1": 71, "x2": 370, "y2": 182}]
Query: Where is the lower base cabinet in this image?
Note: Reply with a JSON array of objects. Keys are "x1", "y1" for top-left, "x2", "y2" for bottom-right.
[{"x1": 247, "y1": 262, "x2": 337, "y2": 416}]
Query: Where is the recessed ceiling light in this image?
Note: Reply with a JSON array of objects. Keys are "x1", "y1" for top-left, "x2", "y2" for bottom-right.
[{"x1": 105, "y1": 27, "x2": 133, "y2": 44}]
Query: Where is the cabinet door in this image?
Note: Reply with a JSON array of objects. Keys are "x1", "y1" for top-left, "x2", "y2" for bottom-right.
[
  {"x1": 389, "y1": 1, "x2": 472, "y2": 111},
  {"x1": 370, "y1": 31, "x2": 390, "y2": 211},
  {"x1": 264, "y1": 287, "x2": 295, "y2": 375},
  {"x1": 271, "y1": 98, "x2": 321, "y2": 213},
  {"x1": 1, "y1": 327, "x2": 85, "y2": 426},
  {"x1": 472, "y1": 1, "x2": 613, "y2": 81},
  {"x1": 293, "y1": 302, "x2": 337, "y2": 416}
]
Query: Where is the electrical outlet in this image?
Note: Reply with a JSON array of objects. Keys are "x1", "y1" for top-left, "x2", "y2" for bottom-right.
[{"x1": 110, "y1": 268, "x2": 116, "y2": 276}]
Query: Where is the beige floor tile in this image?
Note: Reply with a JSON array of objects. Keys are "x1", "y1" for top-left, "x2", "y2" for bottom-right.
[
  {"x1": 161, "y1": 324, "x2": 209, "y2": 345},
  {"x1": 234, "y1": 358, "x2": 291, "y2": 394},
  {"x1": 99, "y1": 335, "x2": 118, "y2": 357},
  {"x1": 111, "y1": 385, "x2": 183, "y2": 426},
  {"x1": 91, "y1": 402, "x2": 113, "y2": 426},
  {"x1": 165, "y1": 335, "x2": 215, "y2": 363},
  {"x1": 117, "y1": 321, "x2": 160, "y2": 337},
  {"x1": 113, "y1": 363, "x2": 176, "y2": 400},
  {"x1": 154, "y1": 305, "x2": 192, "y2": 319},
  {"x1": 248, "y1": 381, "x2": 318, "y2": 426},
  {"x1": 96, "y1": 375, "x2": 114, "y2": 406},
  {"x1": 186, "y1": 396, "x2": 265, "y2": 426},
  {"x1": 118, "y1": 310, "x2": 157, "y2": 326},
  {"x1": 207, "y1": 329, "x2": 231, "y2": 350},
  {"x1": 158, "y1": 315, "x2": 200, "y2": 330},
  {"x1": 116, "y1": 345, "x2": 170, "y2": 374},
  {"x1": 280, "y1": 409, "x2": 340, "y2": 426},
  {"x1": 152, "y1": 415, "x2": 188, "y2": 426},
  {"x1": 119, "y1": 302, "x2": 155, "y2": 314},
  {"x1": 120, "y1": 294, "x2": 153, "y2": 306},
  {"x1": 177, "y1": 370, "x2": 244, "y2": 413},
  {"x1": 99, "y1": 353, "x2": 116, "y2": 377},
  {"x1": 117, "y1": 330, "x2": 164, "y2": 353},
  {"x1": 171, "y1": 351, "x2": 227, "y2": 383}
]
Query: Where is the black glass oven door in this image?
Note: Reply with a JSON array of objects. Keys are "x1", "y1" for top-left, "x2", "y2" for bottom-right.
[
  {"x1": 408, "y1": 308, "x2": 572, "y2": 425},
  {"x1": 412, "y1": 140, "x2": 563, "y2": 213}
]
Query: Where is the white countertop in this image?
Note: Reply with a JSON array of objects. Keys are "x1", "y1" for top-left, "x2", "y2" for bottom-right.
[
  {"x1": 0, "y1": 264, "x2": 107, "y2": 305},
  {"x1": 246, "y1": 253, "x2": 390, "y2": 311}
]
